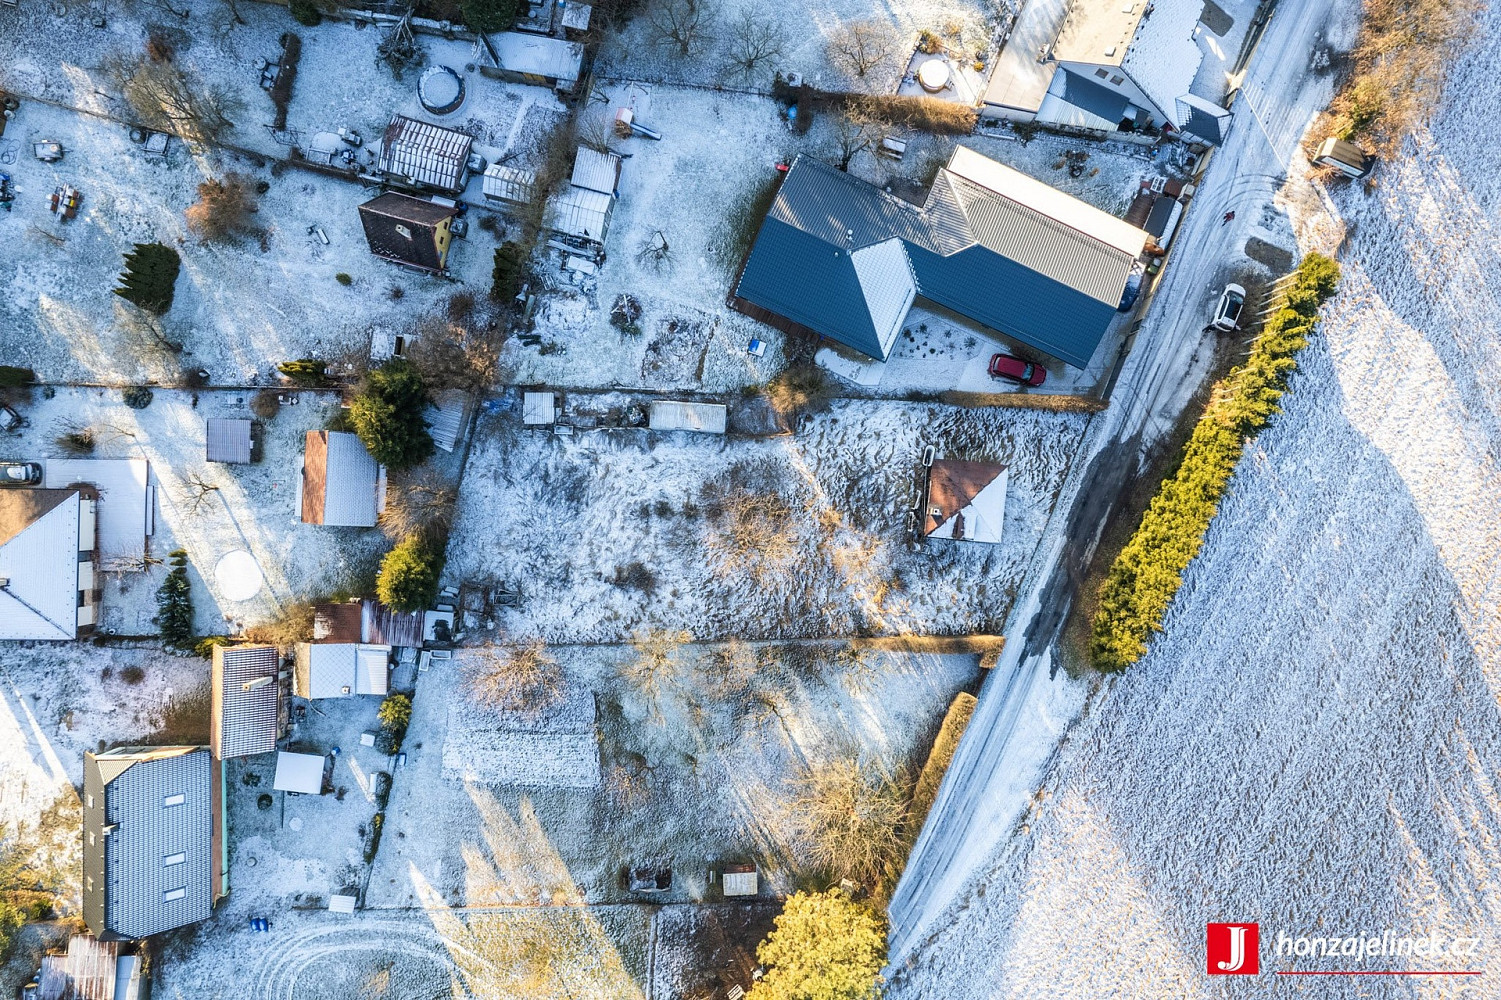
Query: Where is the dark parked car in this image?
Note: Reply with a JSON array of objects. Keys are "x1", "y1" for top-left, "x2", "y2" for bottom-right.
[
  {"x1": 0, "y1": 462, "x2": 41, "y2": 486},
  {"x1": 989, "y1": 354, "x2": 1047, "y2": 387}
]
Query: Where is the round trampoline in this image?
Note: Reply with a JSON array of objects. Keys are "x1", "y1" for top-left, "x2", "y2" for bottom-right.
[
  {"x1": 215, "y1": 549, "x2": 264, "y2": 602},
  {"x1": 418, "y1": 65, "x2": 466, "y2": 116},
  {"x1": 917, "y1": 59, "x2": 951, "y2": 93}
]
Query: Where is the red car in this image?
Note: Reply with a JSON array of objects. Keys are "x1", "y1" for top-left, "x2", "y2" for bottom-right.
[{"x1": 988, "y1": 354, "x2": 1046, "y2": 386}]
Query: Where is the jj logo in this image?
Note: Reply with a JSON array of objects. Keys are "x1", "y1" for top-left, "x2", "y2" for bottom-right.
[{"x1": 1207, "y1": 923, "x2": 1260, "y2": 975}]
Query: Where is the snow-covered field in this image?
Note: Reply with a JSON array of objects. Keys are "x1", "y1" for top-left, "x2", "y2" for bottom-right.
[
  {"x1": 891, "y1": 6, "x2": 1501, "y2": 996},
  {"x1": 445, "y1": 397, "x2": 1086, "y2": 642}
]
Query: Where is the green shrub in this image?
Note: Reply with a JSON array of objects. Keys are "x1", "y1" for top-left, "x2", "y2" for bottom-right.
[
  {"x1": 376, "y1": 537, "x2": 443, "y2": 612},
  {"x1": 122, "y1": 386, "x2": 154, "y2": 409},
  {"x1": 289, "y1": 0, "x2": 321, "y2": 25},
  {"x1": 378, "y1": 692, "x2": 412, "y2": 731},
  {"x1": 335, "y1": 272, "x2": 353, "y2": 286},
  {"x1": 1089, "y1": 254, "x2": 1341, "y2": 671},
  {"x1": 362, "y1": 812, "x2": 384, "y2": 862},
  {"x1": 750, "y1": 890, "x2": 885, "y2": 1000},
  {"x1": 491, "y1": 242, "x2": 526, "y2": 302},
  {"x1": 350, "y1": 360, "x2": 434, "y2": 469},
  {"x1": 154, "y1": 549, "x2": 194, "y2": 650},
  {"x1": 460, "y1": 0, "x2": 520, "y2": 32},
  {"x1": 277, "y1": 358, "x2": 330, "y2": 386},
  {"x1": 114, "y1": 242, "x2": 181, "y2": 315},
  {"x1": 193, "y1": 635, "x2": 235, "y2": 657},
  {"x1": 0, "y1": 367, "x2": 35, "y2": 387}
]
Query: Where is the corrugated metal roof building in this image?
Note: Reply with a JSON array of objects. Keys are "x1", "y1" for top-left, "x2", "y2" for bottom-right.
[
  {"x1": 211, "y1": 644, "x2": 280, "y2": 759},
  {"x1": 732, "y1": 148, "x2": 1148, "y2": 368},
  {"x1": 377, "y1": 115, "x2": 474, "y2": 193},
  {"x1": 294, "y1": 642, "x2": 391, "y2": 698},
  {"x1": 205, "y1": 418, "x2": 253, "y2": 464},
  {"x1": 571, "y1": 147, "x2": 621, "y2": 196},
  {"x1": 83, "y1": 746, "x2": 223, "y2": 941},
  {"x1": 547, "y1": 186, "x2": 614, "y2": 243}
]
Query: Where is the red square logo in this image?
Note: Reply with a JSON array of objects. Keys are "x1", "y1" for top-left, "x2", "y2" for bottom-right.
[{"x1": 1207, "y1": 923, "x2": 1259, "y2": 975}]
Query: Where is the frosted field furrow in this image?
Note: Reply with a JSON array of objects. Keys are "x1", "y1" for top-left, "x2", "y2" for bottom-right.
[{"x1": 888, "y1": 4, "x2": 1501, "y2": 996}]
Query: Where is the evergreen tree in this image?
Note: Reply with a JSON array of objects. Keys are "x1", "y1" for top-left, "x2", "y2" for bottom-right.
[
  {"x1": 491, "y1": 242, "x2": 526, "y2": 302},
  {"x1": 460, "y1": 0, "x2": 520, "y2": 33},
  {"x1": 377, "y1": 537, "x2": 443, "y2": 613},
  {"x1": 750, "y1": 890, "x2": 885, "y2": 1000},
  {"x1": 153, "y1": 549, "x2": 194, "y2": 649},
  {"x1": 114, "y1": 243, "x2": 181, "y2": 315},
  {"x1": 277, "y1": 359, "x2": 330, "y2": 386},
  {"x1": 350, "y1": 360, "x2": 434, "y2": 469}
]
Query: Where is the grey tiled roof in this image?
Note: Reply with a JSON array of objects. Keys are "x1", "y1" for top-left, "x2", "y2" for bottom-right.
[
  {"x1": 205, "y1": 418, "x2": 252, "y2": 464},
  {"x1": 83, "y1": 747, "x2": 215, "y2": 941},
  {"x1": 212, "y1": 645, "x2": 279, "y2": 759}
]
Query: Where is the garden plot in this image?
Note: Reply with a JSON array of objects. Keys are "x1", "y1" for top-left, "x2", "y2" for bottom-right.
[
  {"x1": 0, "y1": 386, "x2": 393, "y2": 635},
  {"x1": 442, "y1": 683, "x2": 601, "y2": 787},
  {"x1": 445, "y1": 398, "x2": 1086, "y2": 644},
  {"x1": 368, "y1": 639, "x2": 976, "y2": 913},
  {"x1": 595, "y1": 0, "x2": 1005, "y2": 94},
  {"x1": 890, "y1": 8, "x2": 1501, "y2": 995},
  {"x1": 0, "y1": 102, "x2": 494, "y2": 385}
]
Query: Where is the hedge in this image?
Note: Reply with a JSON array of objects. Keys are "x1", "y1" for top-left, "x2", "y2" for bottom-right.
[
  {"x1": 1090, "y1": 253, "x2": 1341, "y2": 671},
  {"x1": 906, "y1": 692, "x2": 977, "y2": 839}
]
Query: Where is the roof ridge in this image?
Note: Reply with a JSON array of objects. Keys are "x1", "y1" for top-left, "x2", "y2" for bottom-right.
[{"x1": 945, "y1": 172, "x2": 1131, "y2": 263}]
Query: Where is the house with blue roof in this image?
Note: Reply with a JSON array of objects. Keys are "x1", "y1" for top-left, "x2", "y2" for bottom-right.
[{"x1": 730, "y1": 146, "x2": 1151, "y2": 369}]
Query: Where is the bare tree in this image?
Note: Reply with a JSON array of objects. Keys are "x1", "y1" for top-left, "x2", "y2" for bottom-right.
[
  {"x1": 577, "y1": 113, "x2": 619, "y2": 155},
  {"x1": 468, "y1": 642, "x2": 564, "y2": 713},
  {"x1": 828, "y1": 19, "x2": 899, "y2": 79},
  {"x1": 635, "y1": 229, "x2": 675, "y2": 271},
  {"x1": 794, "y1": 756, "x2": 908, "y2": 886},
  {"x1": 185, "y1": 173, "x2": 259, "y2": 242},
  {"x1": 724, "y1": 8, "x2": 786, "y2": 81},
  {"x1": 621, "y1": 629, "x2": 691, "y2": 721},
  {"x1": 378, "y1": 467, "x2": 458, "y2": 544},
  {"x1": 112, "y1": 56, "x2": 240, "y2": 146},
  {"x1": 406, "y1": 315, "x2": 503, "y2": 392},
  {"x1": 180, "y1": 472, "x2": 222, "y2": 514},
  {"x1": 830, "y1": 106, "x2": 885, "y2": 170},
  {"x1": 646, "y1": 0, "x2": 715, "y2": 57}
]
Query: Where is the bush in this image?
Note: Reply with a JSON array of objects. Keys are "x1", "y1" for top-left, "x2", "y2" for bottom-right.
[
  {"x1": 468, "y1": 641, "x2": 564, "y2": 712},
  {"x1": 846, "y1": 94, "x2": 976, "y2": 135},
  {"x1": 377, "y1": 694, "x2": 411, "y2": 754},
  {"x1": 1090, "y1": 254, "x2": 1341, "y2": 671},
  {"x1": 762, "y1": 364, "x2": 835, "y2": 419},
  {"x1": 350, "y1": 360, "x2": 434, "y2": 469},
  {"x1": 460, "y1": 0, "x2": 521, "y2": 30},
  {"x1": 122, "y1": 386, "x2": 154, "y2": 409},
  {"x1": 120, "y1": 665, "x2": 147, "y2": 685},
  {"x1": 289, "y1": 0, "x2": 321, "y2": 25},
  {"x1": 193, "y1": 635, "x2": 235, "y2": 658},
  {"x1": 153, "y1": 549, "x2": 194, "y2": 650},
  {"x1": 376, "y1": 537, "x2": 443, "y2": 612},
  {"x1": 794, "y1": 757, "x2": 908, "y2": 889},
  {"x1": 491, "y1": 242, "x2": 526, "y2": 302},
  {"x1": 904, "y1": 692, "x2": 975, "y2": 847},
  {"x1": 57, "y1": 426, "x2": 96, "y2": 455},
  {"x1": 114, "y1": 242, "x2": 181, "y2": 315},
  {"x1": 362, "y1": 812, "x2": 384, "y2": 862},
  {"x1": 185, "y1": 173, "x2": 258, "y2": 241},
  {"x1": 749, "y1": 890, "x2": 885, "y2": 1000},
  {"x1": 277, "y1": 359, "x2": 330, "y2": 387},
  {"x1": 0, "y1": 367, "x2": 35, "y2": 388},
  {"x1": 335, "y1": 272, "x2": 353, "y2": 286},
  {"x1": 252, "y1": 389, "x2": 281, "y2": 420}
]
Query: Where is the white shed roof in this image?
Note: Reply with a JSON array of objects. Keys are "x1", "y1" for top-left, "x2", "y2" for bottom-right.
[
  {"x1": 378, "y1": 115, "x2": 474, "y2": 193},
  {"x1": 273, "y1": 751, "x2": 324, "y2": 794},
  {"x1": 571, "y1": 147, "x2": 621, "y2": 196},
  {"x1": 523, "y1": 392, "x2": 557, "y2": 425},
  {"x1": 45, "y1": 458, "x2": 150, "y2": 561},
  {"x1": 722, "y1": 870, "x2": 759, "y2": 896},
  {"x1": 489, "y1": 31, "x2": 584, "y2": 84},
  {"x1": 547, "y1": 186, "x2": 613, "y2": 242},
  {"x1": 648, "y1": 401, "x2": 727, "y2": 434},
  {"x1": 482, "y1": 164, "x2": 536, "y2": 203}
]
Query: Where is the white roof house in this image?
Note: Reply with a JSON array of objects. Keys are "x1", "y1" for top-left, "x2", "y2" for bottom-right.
[
  {"x1": 301, "y1": 431, "x2": 387, "y2": 527},
  {"x1": 377, "y1": 115, "x2": 474, "y2": 193},
  {"x1": 0, "y1": 489, "x2": 97, "y2": 639},
  {"x1": 273, "y1": 751, "x2": 325, "y2": 794},
  {"x1": 294, "y1": 642, "x2": 391, "y2": 699},
  {"x1": 44, "y1": 458, "x2": 151, "y2": 562},
  {"x1": 487, "y1": 31, "x2": 584, "y2": 89}
]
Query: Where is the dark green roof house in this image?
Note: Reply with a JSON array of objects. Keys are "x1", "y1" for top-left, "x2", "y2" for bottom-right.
[{"x1": 731, "y1": 148, "x2": 1151, "y2": 369}]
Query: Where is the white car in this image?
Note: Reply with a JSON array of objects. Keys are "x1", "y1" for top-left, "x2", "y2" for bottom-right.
[{"x1": 1210, "y1": 283, "x2": 1247, "y2": 332}]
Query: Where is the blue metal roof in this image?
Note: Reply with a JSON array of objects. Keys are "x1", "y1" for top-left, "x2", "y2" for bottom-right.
[{"x1": 734, "y1": 156, "x2": 1129, "y2": 366}]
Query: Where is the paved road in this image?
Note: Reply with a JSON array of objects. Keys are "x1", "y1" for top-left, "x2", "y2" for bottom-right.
[{"x1": 887, "y1": 0, "x2": 1345, "y2": 959}]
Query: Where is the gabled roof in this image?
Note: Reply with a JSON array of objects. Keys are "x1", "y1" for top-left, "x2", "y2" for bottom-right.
[
  {"x1": 1121, "y1": 0, "x2": 1206, "y2": 122},
  {"x1": 734, "y1": 151, "x2": 1147, "y2": 367},
  {"x1": 0, "y1": 489, "x2": 81, "y2": 640},
  {"x1": 1058, "y1": 69, "x2": 1131, "y2": 125},
  {"x1": 1175, "y1": 93, "x2": 1231, "y2": 145},
  {"x1": 301, "y1": 431, "x2": 383, "y2": 527},
  {"x1": 377, "y1": 115, "x2": 473, "y2": 192},
  {"x1": 211, "y1": 645, "x2": 279, "y2": 759},
  {"x1": 82, "y1": 746, "x2": 217, "y2": 941}
]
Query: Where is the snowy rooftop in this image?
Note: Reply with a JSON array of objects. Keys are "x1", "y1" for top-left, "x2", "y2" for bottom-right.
[
  {"x1": 294, "y1": 642, "x2": 391, "y2": 699},
  {"x1": 0, "y1": 490, "x2": 83, "y2": 640},
  {"x1": 45, "y1": 459, "x2": 151, "y2": 562},
  {"x1": 1121, "y1": 0, "x2": 1207, "y2": 123},
  {"x1": 487, "y1": 31, "x2": 584, "y2": 84},
  {"x1": 377, "y1": 115, "x2": 474, "y2": 194},
  {"x1": 272, "y1": 752, "x2": 325, "y2": 795}
]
